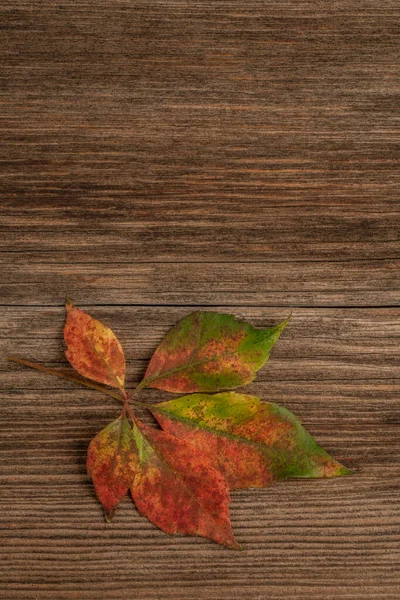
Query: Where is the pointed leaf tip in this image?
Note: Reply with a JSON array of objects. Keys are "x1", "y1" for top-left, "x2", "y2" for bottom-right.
[
  {"x1": 228, "y1": 539, "x2": 243, "y2": 551},
  {"x1": 336, "y1": 465, "x2": 354, "y2": 476},
  {"x1": 105, "y1": 509, "x2": 115, "y2": 523}
]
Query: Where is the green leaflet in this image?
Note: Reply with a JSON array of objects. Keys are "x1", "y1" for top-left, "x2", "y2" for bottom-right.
[
  {"x1": 140, "y1": 311, "x2": 290, "y2": 393},
  {"x1": 151, "y1": 392, "x2": 352, "y2": 490}
]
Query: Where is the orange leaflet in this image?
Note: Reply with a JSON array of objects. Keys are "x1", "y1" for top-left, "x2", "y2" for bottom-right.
[{"x1": 64, "y1": 299, "x2": 126, "y2": 390}]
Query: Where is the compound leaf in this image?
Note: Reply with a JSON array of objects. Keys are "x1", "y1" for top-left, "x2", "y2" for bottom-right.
[
  {"x1": 64, "y1": 299, "x2": 126, "y2": 391},
  {"x1": 151, "y1": 392, "x2": 352, "y2": 490},
  {"x1": 13, "y1": 303, "x2": 354, "y2": 550},
  {"x1": 130, "y1": 419, "x2": 239, "y2": 549},
  {"x1": 87, "y1": 416, "x2": 139, "y2": 521},
  {"x1": 140, "y1": 311, "x2": 289, "y2": 393}
]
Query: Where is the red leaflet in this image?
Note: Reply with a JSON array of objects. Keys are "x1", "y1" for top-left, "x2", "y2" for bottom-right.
[
  {"x1": 130, "y1": 420, "x2": 239, "y2": 549},
  {"x1": 64, "y1": 299, "x2": 126, "y2": 391},
  {"x1": 87, "y1": 417, "x2": 138, "y2": 521}
]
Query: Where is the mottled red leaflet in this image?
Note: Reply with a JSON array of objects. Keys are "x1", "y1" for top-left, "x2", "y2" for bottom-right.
[
  {"x1": 151, "y1": 392, "x2": 352, "y2": 490},
  {"x1": 64, "y1": 299, "x2": 126, "y2": 390},
  {"x1": 140, "y1": 311, "x2": 289, "y2": 393},
  {"x1": 130, "y1": 419, "x2": 239, "y2": 549},
  {"x1": 87, "y1": 417, "x2": 138, "y2": 521}
]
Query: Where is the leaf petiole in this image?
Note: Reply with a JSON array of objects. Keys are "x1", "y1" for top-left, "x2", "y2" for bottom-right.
[{"x1": 7, "y1": 357, "x2": 152, "y2": 409}]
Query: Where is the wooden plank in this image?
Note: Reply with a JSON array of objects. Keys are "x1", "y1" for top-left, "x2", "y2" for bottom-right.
[
  {"x1": 1, "y1": 261, "x2": 399, "y2": 306},
  {"x1": 1, "y1": 204, "x2": 399, "y2": 263},
  {"x1": 1, "y1": 1, "x2": 400, "y2": 272}
]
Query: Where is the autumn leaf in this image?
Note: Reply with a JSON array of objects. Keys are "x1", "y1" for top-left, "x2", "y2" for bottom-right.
[
  {"x1": 64, "y1": 299, "x2": 126, "y2": 391},
  {"x1": 130, "y1": 419, "x2": 240, "y2": 549},
  {"x1": 139, "y1": 311, "x2": 289, "y2": 393},
  {"x1": 87, "y1": 416, "x2": 139, "y2": 521},
  {"x1": 151, "y1": 392, "x2": 351, "y2": 490}
]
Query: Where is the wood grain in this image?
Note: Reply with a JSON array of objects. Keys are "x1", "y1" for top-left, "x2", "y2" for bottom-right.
[
  {"x1": 1, "y1": 260, "x2": 399, "y2": 307},
  {"x1": 1, "y1": 203, "x2": 399, "y2": 263},
  {"x1": 1, "y1": 0, "x2": 399, "y2": 598}
]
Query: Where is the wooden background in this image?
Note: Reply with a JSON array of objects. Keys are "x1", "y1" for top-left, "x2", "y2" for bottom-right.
[{"x1": 1, "y1": 1, "x2": 399, "y2": 598}]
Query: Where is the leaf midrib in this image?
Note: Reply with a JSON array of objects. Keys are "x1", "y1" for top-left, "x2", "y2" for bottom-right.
[
  {"x1": 152, "y1": 404, "x2": 284, "y2": 455},
  {"x1": 152, "y1": 407, "x2": 334, "y2": 475},
  {"x1": 142, "y1": 349, "x2": 250, "y2": 387}
]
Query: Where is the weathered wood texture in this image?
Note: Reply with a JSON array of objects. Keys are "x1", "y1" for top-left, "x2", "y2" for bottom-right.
[{"x1": 1, "y1": 1, "x2": 399, "y2": 599}]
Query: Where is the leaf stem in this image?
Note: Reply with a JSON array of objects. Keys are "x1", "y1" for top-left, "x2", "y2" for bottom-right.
[
  {"x1": 8, "y1": 357, "x2": 122, "y2": 400},
  {"x1": 125, "y1": 401, "x2": 138, "y2": 425},
  {"x1": 7, "y1": 357, "x2": 153, "y2": 409},
  {"x1": 132, "y1": 379, "x2": 148, "y2": 394},
  {"x1": 119, "y1": 388, "x2": 137, "y2": 425}
]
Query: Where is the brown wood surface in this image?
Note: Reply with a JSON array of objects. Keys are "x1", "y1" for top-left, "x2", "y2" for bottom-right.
[{"x1": 1, "y1": 1, "x2": 399, "y2": 598}]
